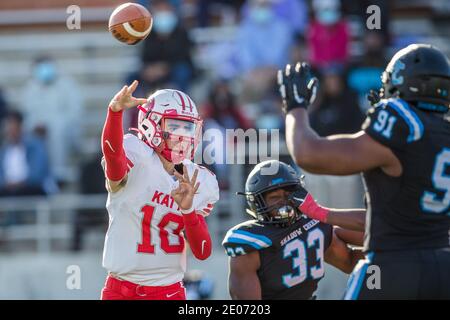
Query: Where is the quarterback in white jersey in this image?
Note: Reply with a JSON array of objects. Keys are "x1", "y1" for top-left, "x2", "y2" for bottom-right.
[{"x1": 100, "y1": 81, "x2": 219, "y2": 300}]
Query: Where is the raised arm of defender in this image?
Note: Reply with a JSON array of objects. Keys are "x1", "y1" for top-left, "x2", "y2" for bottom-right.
[
  {"x1": 278, "y1": 62, "x2": 401, "y2": 177},
  {"x1": 288, "y1": 184, "x2": 365, "y2": 232}
]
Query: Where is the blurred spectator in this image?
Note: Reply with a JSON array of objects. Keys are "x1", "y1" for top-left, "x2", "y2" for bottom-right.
[
  {"x1": 71, "y1": 152, "x2": 107, "y2": 251},
  {"x1": 341, "y1": 0, "x2": 391, "y2": 43},
  {"x1": 309, "y1": 66, "x2": 364, "y2": 136},
  {"x1": 140, "y1": 0, "x2": 195, "y2": 92},
  {"x1": 347, "y1": 31, "x2": 388, "y2": 112},
  {"x1": 307, "y1": 0, "x2": 350, "y2": 69},
  {"x1": 236, "y1": 0, "x2": 293, "y2": 74},
  {"x1": 0, "y1": 111, "x2": 51, "y2": 197},
  {"x1": 254, "y1": 99, "x2": 284, "y2": 131},
  {"x1": 236, "y1": 0, "x2": 293, "y2": 102},
  {"x1": 196, "y1": 0, "x2": 244, "y2": 27},
  {"x1": 0, "y1": 88, "x2": 7, "y2": 126},
  {"x1": 202, "y1": 79, "x2": 252, "y2": 130},
  {"x1": 125, "y1": 1, "x2": 196, "y2": 130},
  {"x1": 22, "y1": 55, "x2": 83, "y2": 185},
  {"x1": 202, "y1": 80, "x2": 252, "y2": 189},
  {"x1": 241, "y1": 0, "x2": 308, "y2": 35}
]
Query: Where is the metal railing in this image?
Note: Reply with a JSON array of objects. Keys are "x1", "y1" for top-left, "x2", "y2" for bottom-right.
[
  {"x1": 0, "y1": 194, "x2": 107, "y2": 252},
  {"x1": 0, "y1": 170, "x2": 244, "y2": 254},
  {"x1": 0, "y1": 143, "x2": 364, "y2": 254}
]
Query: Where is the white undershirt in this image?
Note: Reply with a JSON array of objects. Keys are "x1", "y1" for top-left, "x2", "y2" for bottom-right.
[{"x1": 3, "y1": 145, "x2": 28, "y2": 184}]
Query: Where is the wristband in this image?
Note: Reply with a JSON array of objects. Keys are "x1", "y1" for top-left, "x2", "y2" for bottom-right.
[
  {"x1": 181, "y1": 205, "x2": 195, "y2": 214},
  {"x1": 299, "y1": 194, "x2": 329, "y2": 223},
  {"x1": 181, "y1": 209, "x2": 198, "y2": 226}
]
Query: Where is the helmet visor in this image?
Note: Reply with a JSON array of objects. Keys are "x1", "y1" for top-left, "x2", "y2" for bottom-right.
[
  {"x1": 162, "y1": 117, "x2": 202, "y2": 164},
  {"x1": 164, "y1": 118, "x2": 196, "y2": 138}
]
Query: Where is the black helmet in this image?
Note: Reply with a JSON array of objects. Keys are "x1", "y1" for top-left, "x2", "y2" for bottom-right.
[
  {"x1": 380, "y1": 44, "x2": 450, "y2": 112},
  {"x1": 238, "y1": 160, "x2": 304, "y2": 226}
]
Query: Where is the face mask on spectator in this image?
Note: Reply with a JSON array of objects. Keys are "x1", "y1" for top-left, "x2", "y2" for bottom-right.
[
  {"x1": 250, "y1": 6, "x2": 273, "y2": 24},
  {"x1": 316, "y1": 9, "x2": 340, "y2": 25},
  {"x1": 153, "y1": 11, "x2": 178, "y2": 34},
  {"x1": 33, "y1": 62, "x2": 56, "y2": 84}
]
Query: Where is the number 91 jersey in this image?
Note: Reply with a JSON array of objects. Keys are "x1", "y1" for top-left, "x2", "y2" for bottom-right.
[
  {"x1": 102, "y1": 134, "x2": 219, "y2": 286},
  {"x1": 222, "y1": 217, "x2": 332, "y2": 300},
  {"x1": 362, "y1": 98, "x2": 450, "y2": 252}
]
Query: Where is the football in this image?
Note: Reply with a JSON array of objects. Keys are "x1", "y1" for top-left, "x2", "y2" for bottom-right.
[{"x1": 108, "y1": 2, "x2": 152, "y2": 45}]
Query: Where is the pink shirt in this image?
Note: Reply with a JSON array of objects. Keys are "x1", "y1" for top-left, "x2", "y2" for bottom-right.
[{"x1": 307, "y1": 20, "x2": 350, "y2": 69}]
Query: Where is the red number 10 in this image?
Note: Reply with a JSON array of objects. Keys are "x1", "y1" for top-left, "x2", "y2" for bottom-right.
[{"x1": 137, "y1": 205, "x2": 185, "y2": 254}]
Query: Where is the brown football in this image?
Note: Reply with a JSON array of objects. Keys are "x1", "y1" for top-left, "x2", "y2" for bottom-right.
[{"x1": 108, "y1": 3, "x2": 152, "y2": 45}]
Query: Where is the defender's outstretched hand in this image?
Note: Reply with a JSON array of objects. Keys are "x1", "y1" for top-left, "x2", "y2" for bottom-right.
[
  {"x1": 171, "y1": 166, "x2": 200, "y2": 212},
  {"x1": 277, "y1": 62, "x2": 319, "y2": 113},
  {"x1": 109, "y1": 80, "x2": 148, "y2": 112}
]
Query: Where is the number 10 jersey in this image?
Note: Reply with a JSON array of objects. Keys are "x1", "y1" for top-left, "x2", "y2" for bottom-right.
[{"x1": 102, "y1": 134, "x2": 219, "y2": 286}]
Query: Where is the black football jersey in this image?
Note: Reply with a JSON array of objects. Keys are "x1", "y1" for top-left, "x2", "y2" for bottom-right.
[
  {"x1": 222, "y1": 217, "x2": 332, "y2": 300},
  {"x1": 362, "y1": 97, "x2": 450, "y2": 252}
]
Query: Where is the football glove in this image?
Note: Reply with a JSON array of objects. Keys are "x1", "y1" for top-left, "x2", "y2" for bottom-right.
[
  {"x1": 288, "y1": 185, "x2": 309, "y2": 208},
  {"x1": 367, "y1": 89, "x2": 381, "y2": 106},
  {"x1": 277, "y1": 62, "x2": 319, "y2": 113},
  {"x1": 288, "y1": 186, "x2": 329, "y2": 223}
]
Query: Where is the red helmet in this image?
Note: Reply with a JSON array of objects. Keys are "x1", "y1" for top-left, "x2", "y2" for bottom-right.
[{"x1": 135, "y1": 89, "x2": 203, "y2": 164}]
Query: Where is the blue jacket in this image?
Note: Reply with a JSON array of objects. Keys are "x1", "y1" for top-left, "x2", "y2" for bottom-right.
[{"x1": 0, "y1": 135, "x2": 50, "y2": 189}]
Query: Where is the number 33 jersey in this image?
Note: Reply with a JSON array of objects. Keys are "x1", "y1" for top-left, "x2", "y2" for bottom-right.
[
  {"x1": 222, "y1": 217, "x2": 332, "y2": 299},
  {"x1": 362, "y1": 98, "x2": 450, "y2": 252},
  {"x1": 102, "y1": 134, "x2": 219, "y2": 286}
]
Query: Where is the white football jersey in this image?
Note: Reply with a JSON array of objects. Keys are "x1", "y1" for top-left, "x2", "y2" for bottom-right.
[{"x1": 102, "y1": 134, "x2": 220, "y2": 286}]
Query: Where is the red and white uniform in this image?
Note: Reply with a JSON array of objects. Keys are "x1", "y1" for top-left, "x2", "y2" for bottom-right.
[
  {"x1": 100, "y1": 88, "x2": 219, "y2": 300},
  {"x1": 102, "y1": 134, "x2": 219, "y2": 286}
]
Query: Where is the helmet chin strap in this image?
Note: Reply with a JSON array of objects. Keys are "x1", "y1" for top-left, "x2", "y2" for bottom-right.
[
  {"x1": 156, "y1": 140, "x2": 174, "y2": 163},
  {"x1": 157, "y1": 139, "x2": 189, "y2": 165}
]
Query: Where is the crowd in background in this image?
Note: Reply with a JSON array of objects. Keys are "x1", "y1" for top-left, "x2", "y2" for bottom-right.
[{"x1": 0, "y1": 0, "x2": 393, "y2": 247}]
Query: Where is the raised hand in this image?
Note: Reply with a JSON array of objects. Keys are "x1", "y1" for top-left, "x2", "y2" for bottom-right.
[
  {"x1": 277, "y1": 62, "x2": 319, "y2": 113},
  {"x1": 367, "y1": 89, "x2": 381, "y2": 106},
  {"x1": 109, "y1": 80, "x2": 148, "y2": 112},
  {"x1": 171, "y1": 166, "x2": 200, "y2": 212}
]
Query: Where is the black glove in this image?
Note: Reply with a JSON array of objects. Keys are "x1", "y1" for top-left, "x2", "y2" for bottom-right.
[
  {"x1": 367, "y1": 89, "x2": 381, "y2": 106},
  {"x1": 277, "y1": 62, "x2": 319, "y2": 113},
  {"x1": 287, "y1": 185, "x2": 309, "y2": 209}
]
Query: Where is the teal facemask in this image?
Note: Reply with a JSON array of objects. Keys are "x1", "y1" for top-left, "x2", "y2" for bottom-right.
[
  {"x1": 316, "y1": 9, "x2": 340, "y2": 25},
  {"x1": 250, "y1": 7, "x2": 273, "y2": 24},
  {"x1": 34, "y1": 62, "x2": 56, "y2": 84},
  {"x1": 153, "y1": 11, "x2": 178, "y2": 34}
]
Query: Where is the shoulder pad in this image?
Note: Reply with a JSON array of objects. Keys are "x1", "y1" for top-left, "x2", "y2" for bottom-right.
[
  {"x1": 362, "y1": 98, "x2": 424, "y2": 148},
  {"x1": 123, "y1": 134, "x2": 154, "y2": 166},
  {"x1": 222, "y1": 220, "x2": 272, "y2": 257}
]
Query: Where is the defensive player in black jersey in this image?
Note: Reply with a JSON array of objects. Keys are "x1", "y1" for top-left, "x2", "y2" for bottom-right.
[
  {"x1": 277, "y1": 44, "x2": 450, "y2": 299},
  {"x1": 222, "y1": 160, "x2": 364, "y2": 300}
]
